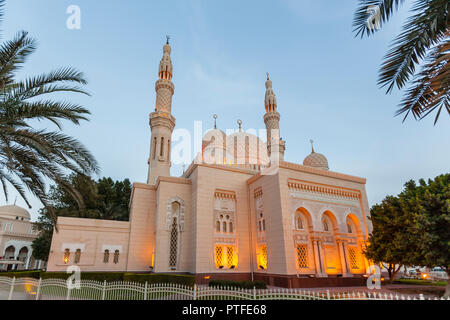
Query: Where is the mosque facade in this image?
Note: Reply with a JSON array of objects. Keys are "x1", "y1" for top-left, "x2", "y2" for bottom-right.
[{"x1": 47, "y1": 41, "x2": 372, "y2": 287}]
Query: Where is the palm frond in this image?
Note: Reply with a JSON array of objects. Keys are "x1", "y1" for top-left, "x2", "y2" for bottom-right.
[
  {"x1": 379, "y1": 0, "x2": 449, "y2": 93},
  {"x1": 396, "y1": 35, "x2": 450, "y2": 124},
  {"x1": 353, "y1": 0, "x2": 405, "y2": 38}
]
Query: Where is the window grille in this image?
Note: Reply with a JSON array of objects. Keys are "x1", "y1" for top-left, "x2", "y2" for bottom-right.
[
  {"x1": 169, "y1": 218, "x2": 178, "y2": 268},
  {"x1": 259, "y1": 245, "x2": 267, "y2": 269},
  {"x1": 296, "y1": 244, "x2": 308, "y2": 268},
  {"x1": 323, "y1": 219, "x2": 329, "y2": 231},
  {"x1": 297, "y1": 216, "x2": 303, "y2": 229},
  {"x1": 103, "y1": 250, "x2": 110, "y2": 263},
  {"x1": 74, "y1": 249, "x2": 81, "y2": 264},
  {"x1": 226, "y1": 246, "x2": 234, "y2": 268},
  {"x1": 215, "y1": 246, "x2": 223, "y2": 268},
  {"x1": 114, "y1": 250, "x2": 120, "y2": 264},
  {"x1": 348, "y1": 247, "x2": 359, "y2": 269},
  {"x1": 63, "y1": 249, "x2": 70, "y2": 264}
]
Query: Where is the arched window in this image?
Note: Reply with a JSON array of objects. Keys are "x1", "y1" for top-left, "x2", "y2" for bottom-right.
[
  {"x1": 152, "y1": 137, "x2": 157, "y2": 159},
  {"x1": 296, "y1": 216, "x2": 303, "y2": 229},
  {"x1": 74, "y1": 249, "x2": 81, "y2": 264},
  {"x1": 262, "y1": 219, "x2": 266, "y2": 231},
  {"x1": 347, "y1": 221, "x2": 353, "y2": 233},
  {"x1": 113, "y1": 250, "x2": 120, "y2": 264},
  {"x1": 216, "y1": 221, "x2": 221, "y2": 232},
  {"x1": 63, "y1": 249, "x2": 70, "y2": 264},
  {"x1": 160, "y1": 137, "x2": 164, "y2": 157},
  {"x1": 323, "y1": 219, "x2": 329, "y2": 232},
  {"x1": 229, "y1": 221, "x2": 233, "y2": 233},
  {"x1": 259, "y1": 220, "x2": 262, "y2": 232},
  {"x1": 169, "y1": 218, "x2": 178, "y2": 268},
  {"x1": 223, "y1": 221, "x2": 227, "y2": 233}
]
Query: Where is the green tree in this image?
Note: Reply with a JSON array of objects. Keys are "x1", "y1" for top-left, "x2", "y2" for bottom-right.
[
  {"x1": 0, "y1": 0, "x2": 99, "y2": 218},
  {"x1": 30, "y1": 210, "x2": 53, "y2": 262},
  {"x1": 400, "y1": 174, "x2": 450, "y2": 297},
  {"x1": 31, "y1": 175, "x2": 132, "y2": 261},
  {"x1": 353, "y1": 0, "x2": 449, "y2": 124},
  {"x1": 365, "y1": 195, "x2": 417, "y2": 283}
]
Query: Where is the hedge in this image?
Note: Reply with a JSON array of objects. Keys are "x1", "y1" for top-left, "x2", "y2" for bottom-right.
[
  {"x1": 123, "y1": 273, "x2": 195, "y2": 286},
  {"x1": 208, "y1": 280, "x2": 267, "y2": 289},
  {"x1": 0, "y1": 270, "x2": 41, "y2": 279}
]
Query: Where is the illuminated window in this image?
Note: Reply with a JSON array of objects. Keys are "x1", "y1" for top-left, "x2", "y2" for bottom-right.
[
  {"x1": 74, "y1": 249, "x2": 81, "y2": 264},
  {"x1": 348, "y1": 247, "x2": 359, "y2": 269},
  {"x1": 226, "y1": 246, "x2": 234, "y2": 268},
  {"x1": 296, "y1": 244, "x2": 308, "y2": 268},
  {"x1": 103, "y1": 250, "x2": 110, "y2": 263},
  {"x1": 114, "y1": 250, "x2": 120, "y2": 264},
  {"x1": 63, "y1": 249, "x2": 70, "y2": 264},
  {"x1": 169, "y1": 218, "x2": 178, "y2": 268},
  {"x1": 258, "y1": 245, "x2": 267, "y2": 270},
  {"x1": 215, "y1": 246, "x2": 223, "y2": 268}
]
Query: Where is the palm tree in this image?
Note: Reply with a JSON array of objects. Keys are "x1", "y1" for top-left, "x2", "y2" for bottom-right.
[
  {"x1": 353, "y1": 0, "x2": 449, "y2": 124},
  {"x1": 0, "y1": 0, "x2": 99, "y2": 219}
]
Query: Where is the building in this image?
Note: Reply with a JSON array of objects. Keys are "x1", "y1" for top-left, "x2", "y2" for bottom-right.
[
  {"x1": 0, "y1": 205, "x2": 44, "y2": 271},
  {"x1": 47, "y1": 40, "x2": 372, "y2": 287}
]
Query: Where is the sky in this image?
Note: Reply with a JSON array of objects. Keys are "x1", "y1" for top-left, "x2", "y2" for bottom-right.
[{"x1": 2, "y1": 0, "x2": 449, "y2": 221}]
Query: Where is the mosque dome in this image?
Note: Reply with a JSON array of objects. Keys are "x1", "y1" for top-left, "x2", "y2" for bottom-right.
[
  {"x1": 303, "y1": 151, "x2": 329, "y2": 171},
  {"x1": 0, "y1": 205, "x2": 31, "y2": 221},
  {"x1": 226, "y1": 130, "x2": 268, "y2": 167}
]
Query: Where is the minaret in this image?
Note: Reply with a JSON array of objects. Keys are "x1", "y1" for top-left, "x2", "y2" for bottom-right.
[
  {"x1": 147, "y1": 37, "x2": 176, "y2": 184},
  {"x1": 263, "y1": 73, "x2": 285, "y2": 162}
]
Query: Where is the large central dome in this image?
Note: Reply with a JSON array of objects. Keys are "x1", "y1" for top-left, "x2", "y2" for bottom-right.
[
  {"x1": 303, "y1": 151, "x2": 329, "y2": 171},
  {"x1": 0, "y1": 204, "x2": 31, "y2": 221}
]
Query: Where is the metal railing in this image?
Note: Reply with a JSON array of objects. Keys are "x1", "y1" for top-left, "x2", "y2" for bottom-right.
[{"x1": 0, "y1": 276, "x2": 448, "y2": 300}]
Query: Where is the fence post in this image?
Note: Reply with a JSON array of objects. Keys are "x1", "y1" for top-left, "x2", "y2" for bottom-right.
[
  {"x1": 8, "y1": 277, "x2": 15, "y2": 300},
  {"x1": 66, "y1": 285, "x2": 71, "y2": 300},
  {"x1": 419, "y1": 294, "x2": 424, "y2": 300},
  {"x1": 144, "y1": 282, "x2": 148, "y2": 301},
  {"x1": 102, "y1": 280, "x2": 107, "y2": 300},
  {"x1": 253, "y1": 286, "x2": 256, "y2": 300},
  {"x1": 326, "y1": 290, "x2": 330, "y2": 300},
  {"x1": 35, "y1": 278, "x2": 42, "y2": 300},
  {"x1": 193, "y1": 284, "x2": 197, "y2": 300}
]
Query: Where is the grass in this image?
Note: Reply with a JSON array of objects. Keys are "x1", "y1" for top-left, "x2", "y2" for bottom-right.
[{"x1": 393, "y1": 278, "x2": 447, "y2": 286}]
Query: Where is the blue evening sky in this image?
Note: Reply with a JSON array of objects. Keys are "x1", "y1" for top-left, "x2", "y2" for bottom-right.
[{"x1": 2, "y1": 0, "x2": 449, "y2": 221}]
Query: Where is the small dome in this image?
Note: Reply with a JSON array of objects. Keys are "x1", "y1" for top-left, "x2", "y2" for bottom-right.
[
  {"x1": 0, "y1": 205, "x2": 31, "y2": 221},
  {"x1": 303, "y1": 152, "x2": 329, "y2": 171}
]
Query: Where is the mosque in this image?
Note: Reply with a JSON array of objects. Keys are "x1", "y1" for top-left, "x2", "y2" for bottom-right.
[{"x1": 46, "y1": 40, "x2": 372, "y2": 287}]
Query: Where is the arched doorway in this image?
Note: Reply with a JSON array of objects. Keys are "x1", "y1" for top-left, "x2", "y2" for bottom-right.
[
  {"x1": 17, "y1": 247, "x2": 28, "y2": 270},
  {"x1": 320, "y1": 211, "x2": 342, "y2": 275},
  {"x1": 293, "y1": 208, "x2": 315, "y2": 274},
  {"x1": 4, "y1": 246, "x2": 16, "y2": 271},
  {"x1": 345, "y1": 214, "x2": 366, "y2": 274}
]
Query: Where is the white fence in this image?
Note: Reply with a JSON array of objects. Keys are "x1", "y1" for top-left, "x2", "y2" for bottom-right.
[{"x1": 0, "y1": 276, "x2": 448, "y2": 300}]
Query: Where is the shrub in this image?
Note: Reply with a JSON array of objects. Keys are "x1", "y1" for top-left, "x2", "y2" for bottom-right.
[
  {"x1": 123, "y1": 273, "x2": 195, "y2": 287},
  {"x1": 40, "y1": 272, "x2": 125, "y2": 282},
  {"x1": 208, "y1": 280, "x2": 267, "y2": 289},
  {"x1": 0, "y1": 270, "x2": 41, "y2": 279}
]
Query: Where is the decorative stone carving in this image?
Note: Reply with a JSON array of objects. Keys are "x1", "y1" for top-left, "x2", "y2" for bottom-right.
[{"x1": 165, "y1": 196, "x2": 185, "y2": 231}]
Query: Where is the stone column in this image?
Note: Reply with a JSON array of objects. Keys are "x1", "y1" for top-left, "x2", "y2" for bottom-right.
[
  {"x1": 337, "y1": 240, "x2": 351, "y2": 277},
  {"x1": 25, "y1": 250, "x2": 32, "y2": 270},
  {"x1": 312, "y1": 240, "x2": 322, "y2": 276},
  {"x1": 340, "y1": 242, "x2": 352, "y2": 276},
  {"x1": 318, "y1": 241, "x2": 327, "y2": 277}
]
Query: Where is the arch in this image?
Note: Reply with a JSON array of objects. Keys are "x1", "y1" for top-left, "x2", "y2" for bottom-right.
[
  {"x1": 293, "y1": 207, "x2": 313, "y2": 231},
  {"x1": 321, "y1": 210, "x2": 339, "y2": 232},
  {"x1": 4, "y1": 245, "x2": 15, "y2": 259},
  {"x1": 345, "y1": 213, "x2": 363, "y2": 235},
  {"x1": 165, "y1": 196, "x2": 186, "y2": 231}
]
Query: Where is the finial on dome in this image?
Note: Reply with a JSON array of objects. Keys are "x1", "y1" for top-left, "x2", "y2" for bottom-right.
[
  {"x1": 266, "y1": 72, "x2": 270, "y2": 80},
  {"x1": 166, "y1": 35, "x2": 170, "y2": 44},
  {"x1": 213, "y1": 114, "x2": 218, "y2": 129},
  {"x1": 309, "y1": 139, "x2": 315, "y2": 153},
  {"x1": 237, "y1": 119, "x2": 242, "y2": 132}
]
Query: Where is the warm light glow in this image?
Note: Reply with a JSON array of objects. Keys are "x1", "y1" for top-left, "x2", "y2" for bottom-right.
[
  {"x1": 204, "y1": 276, "x2": 211, "y2": 280},
  {"x1": 257, "y1": 245, "x2": 267, "y2": 270},
  {"x1": 215, "y1": 245, "x2": 238, "y2": 269},
  {"x1": 422, "y1": 273, "x2": 429, "y2": 279}
]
